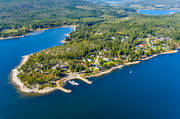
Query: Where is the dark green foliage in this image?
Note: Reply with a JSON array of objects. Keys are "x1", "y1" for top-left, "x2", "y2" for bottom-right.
[
  {"x1": 18, "y1": 13, "x2": 180, "y2": 89},
  {"x1": 0, "y1": 0, "x2": 130, "y2": 38}
]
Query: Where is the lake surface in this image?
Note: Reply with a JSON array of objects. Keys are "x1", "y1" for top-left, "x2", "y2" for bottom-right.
[
  {"x1": 1, "y1": 27, "x2": 180, "y2": 119},
  {"x1": 138, "y1": 9, "x2": 180, "y2": 15}
]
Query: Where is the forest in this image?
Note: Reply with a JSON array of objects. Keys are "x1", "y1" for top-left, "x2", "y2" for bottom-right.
[
  {"x1": 17, "y1": 13, "x2": 180, "y2": 90},
  {"x1": 0, "y1": 0, "x2": 134, "y2": 38},
  {"x1": 1, "y1": 0, "x2": 179, "y2": 90},
  {"x1": 4, "y1": 0, "x2": 179, "y2": 38}
]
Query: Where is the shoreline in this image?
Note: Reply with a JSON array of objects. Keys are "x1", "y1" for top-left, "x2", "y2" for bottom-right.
[
  {"x1": 0, "y1": 25, "x2": 77, "y2": 40},
  {"x1": 10, "y1": 25, "x2": 77, "y2": 94},
  {"x1": 0, "y1": 33, "x2": 32, "y2": 40},
  {"x1": 10, "y1": 55, "x2": 70, "y2": 94},
  {"x1": 60, "y1": 39, "x2": 66, "y2": 44},
  {"x1": 10, "y1": 49, "x2": 179, "y2": 95},
  {"x1": 85, "y1": 50, "x2": 178, "y2": 78},
  {"x1": 85, "y1": 61, "x2": 141, "y2": 78}
]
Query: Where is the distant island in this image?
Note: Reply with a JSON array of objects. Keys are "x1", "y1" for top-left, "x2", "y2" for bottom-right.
[{"x1": 11, "y1": 13, "x2": 180, "y2": 94}]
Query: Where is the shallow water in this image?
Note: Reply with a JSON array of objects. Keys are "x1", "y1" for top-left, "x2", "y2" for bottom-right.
[{"x1": 0, "y1": 27, "x2": 180, "y2": 119}]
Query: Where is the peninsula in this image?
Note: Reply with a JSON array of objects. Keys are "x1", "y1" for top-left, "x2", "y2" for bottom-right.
[{"x1": 11, "y1": 13, "x2": 180, "y2": 94}]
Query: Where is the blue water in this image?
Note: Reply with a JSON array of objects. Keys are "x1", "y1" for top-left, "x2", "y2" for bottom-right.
[
  {"x1": 1, "y1": 27, "x2": 180, "y2": 119},
  {"x1": 138, "y1": 9, "x2": 180, "y2": 15}
]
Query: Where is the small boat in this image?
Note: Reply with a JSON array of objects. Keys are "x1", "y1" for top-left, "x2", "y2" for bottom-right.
[
  {"x1": 129, "y1": 70, "x2": 132, "y2": 74},
  {"x1": 68, "y1": 81, "x2": 79, "y2": 86}
]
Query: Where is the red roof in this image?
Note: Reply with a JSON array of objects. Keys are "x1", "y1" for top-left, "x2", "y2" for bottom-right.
[{"x1": 139, "y1": 44, "x2": 146, "y2": 47}]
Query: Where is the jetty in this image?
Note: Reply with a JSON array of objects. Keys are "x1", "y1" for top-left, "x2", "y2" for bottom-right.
[{"x1": 57, "y1": 73, "x2": 92, "y2": 93}]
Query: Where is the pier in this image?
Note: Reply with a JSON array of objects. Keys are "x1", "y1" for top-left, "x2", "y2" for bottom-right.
[{"x1": 57, "y1": 73, "x2": 92, "y2": 93}]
